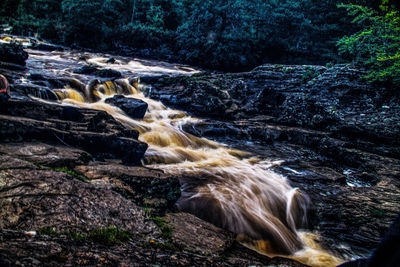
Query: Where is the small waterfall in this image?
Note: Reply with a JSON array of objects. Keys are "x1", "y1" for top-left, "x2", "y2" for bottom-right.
[
  {"x1": 43, "y1": 78, "x2": 343, "y2": 267},
  {"x1": 54, "y1": 88, "x2": 85, "y2": 102}
]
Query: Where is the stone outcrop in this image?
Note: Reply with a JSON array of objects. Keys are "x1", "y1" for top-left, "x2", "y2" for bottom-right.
[
  {"x1": 144, "y1": 64, "x2": 400, "y2": 257},
  {"x1": 0, "y1": 229, "x2": 307, "y2": 267},
  {"x1": 0, "y1": 141, "x2": 307, "y2": 266},
  {"x1": 0, "y1": 100, "x2": 147, "y2": 164},
  {"x1": 75, "y1": 163, "x2": 180, "y2": 216},
  {"x1": 0, "y1": 43, "x2": 28, "y2": 66},
  {"x1": 74, "y1": 65, "x2": 122, "y2": 78},
  {"x1": 164, "y1": 212, "x2": 235, "y2": 255},
  {"x1": 145, "y1": 64, "x2": 400, "y2": 150},
  {"x1": 105, "y1": 95, "x2": 148, "y2": 119},
  {"x1": 0, "y1": 163, "x2": 157, "y2": 236}
]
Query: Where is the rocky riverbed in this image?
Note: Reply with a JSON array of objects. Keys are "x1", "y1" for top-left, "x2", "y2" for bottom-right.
[
  {"x1": 144, "y1": 63, "x2": 400, "y2": 256},
  {"x1": 0, "y1": 37, "x2": 400, "y2": 266}
]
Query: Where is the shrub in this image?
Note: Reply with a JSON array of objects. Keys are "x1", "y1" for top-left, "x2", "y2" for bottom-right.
[{"x1": 337, "y1": 2, "x2": 400, "y2": 88}]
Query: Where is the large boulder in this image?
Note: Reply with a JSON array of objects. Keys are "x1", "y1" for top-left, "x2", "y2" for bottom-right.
[
  {"x1": 0, "y1": 43, "x2": 28, "y2": 66},
  {"x1": 164, "y1": 212, "x2": 235, "y2": 256},
  {"x1": 0, "y1": 158, "x2": 157, "y2": 236},
  {"x1": 105, "y1": 95, "x2": 148, "y2": 119},
  {"x1": 75, "y1": 163, "x2": 180, "y2": 215}
]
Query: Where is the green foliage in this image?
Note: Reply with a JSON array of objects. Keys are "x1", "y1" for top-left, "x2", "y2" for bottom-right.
[
  {"x1": 53, "y1": 167, "x2": 90, "y2": 183},
  {"x1": 370, "y1": 208, "x2": 386, "y2": 218},
  {"x1": 38, "y1": 226, "x2": 58, "y2": 236},
  {"x1": 301, "y1": 67, "x2": 323, "y2": 84},
  {"x1": 0, "y1": 0, "x2": 368, "y2": 70},
  {"x1": 87, "y1": 226, "x2": 131, "y2": 246},
  {"x1": 337, "y1": 2, "x2": 400, "y2": 87},
  {"x1": 38, "y1": 226, "x2": 131, "y2": 246},
  {"x1": 151, "y1": 216, "x2": 173, "y2": 239}
]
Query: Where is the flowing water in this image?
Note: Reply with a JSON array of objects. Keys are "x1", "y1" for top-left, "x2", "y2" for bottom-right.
[
  {"x1": 55, "y1": 78, "x2": 343, "y2": 266},
  {"x1": 8, "y1": 39, "x2": 344, "y2": 266}
]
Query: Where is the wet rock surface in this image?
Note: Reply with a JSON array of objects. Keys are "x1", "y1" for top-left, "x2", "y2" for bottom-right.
[
  {"x1": 0, "y1": 100, "x2": 147, "y2": 164},
  {"x1": 164, "y1": 212, "x2": 235, "y2": 255},
  {"x1": 0, "y1": 142, "x2": 91, "y2": 168},
  {"x1": 0, "y1": 167, "x2": 157, "y2": 236},
  {"x1": 75, "y1": 163, "x2": 180, "y2": 216},
  {"x1": 0, "y1": 141, "x2": 306, "y2": 266},
  {"x1": 74, "y1": 64, "x2": 122, "y2": 78},
  {"x1": 0, "y1": 43, "x2": 28, "y2": 66},
  {"x1": 105, "y1": 95, "x2": 148, "y2": 119},
  {"x1": 0, "y1": 229, "x2": 308, "y2": 267},
  {"x1": 147, "y1": 65, "x2": 400, "y2": 150},
  {"x1": 1, "y1": 41, "x2": 399, "y2": 265},
  {"x1": 145, "y1": 64, "x2": 400, "y2": 257}
]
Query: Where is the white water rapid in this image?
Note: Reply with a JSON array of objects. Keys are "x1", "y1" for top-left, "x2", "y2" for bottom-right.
[{"x1": 54, "y1": 78, "x2": 343, "y2": 267}]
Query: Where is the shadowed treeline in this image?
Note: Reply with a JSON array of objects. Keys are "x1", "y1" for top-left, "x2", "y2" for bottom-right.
[{"x1": 0, "y1": 0, "x2": 381, "y2": 71}]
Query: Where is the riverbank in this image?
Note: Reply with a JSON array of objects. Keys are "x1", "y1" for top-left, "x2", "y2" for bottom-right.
[{"x1": 1, "y1": 39, "x2": 399, "y2": 266}]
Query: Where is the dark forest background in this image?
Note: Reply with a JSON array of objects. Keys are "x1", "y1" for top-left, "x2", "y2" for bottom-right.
[{"x1": 0, "y1": 0, "x2": 399, "y2": 84}]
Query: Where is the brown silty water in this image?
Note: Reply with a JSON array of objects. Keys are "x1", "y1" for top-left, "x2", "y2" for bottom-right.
[
  {"x1": 50, "y1": 77, "x2": 343, "y2": 267},
  {"x1": 6, "y1": 39, "x2": 344, "y2": 266}
]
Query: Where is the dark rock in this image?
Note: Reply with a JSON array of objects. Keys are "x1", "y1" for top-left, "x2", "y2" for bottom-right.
[
  {"x1": 0, "y1": 229, "x2": 282, "y2": 266},
  {"x1": 0, "y1": 167, "x2": 157, "y2": 236},
  {"x1": 60, "y1": 106, "x2": 84, "y2": 122},
  {"x1": 74, "y1": 65, "x2": 122, "y2": 78},
  {"x1": 0, "y1": 61, "x2": 26, "y2": 71},
  {"x1": 105, "y1": 95, "x2": 148, "y2": 119},
  {"x1": 97, "y1": 69, "x2": 122, "y2": 78},
  {"x1": 0, "y1": 43, "x2": 28, "y2": 66},
  {"x1": 0, "y1": 100, "x2": 147, "y2": 164},
  {"x1": 164, "y1": 212, "x2": 235, "y2": 255},
  {"x1": 146, "y1": 64, "x2": 400, "y2": 150},
  {"x1": 75, "y1": 164, "x2": 180, "y2": 215},
  {"x1": 74, "y1": 65, "x2": 98, "y2": 75},
  {"x1": 11, "y1": 84, "x2": 58, "y2": 101},
  {"x1": 0, "y1": 142, "x2": 91, "y2": 168},
  {"x1": 78, "y1": 55, "x2": 89, "y2": 61},
  {"x1": 31, "y1": 42, "x2": 64, "y2": 52},
  {"x1": 106, "y1": 57, "x2": 116, "y2": 64}
]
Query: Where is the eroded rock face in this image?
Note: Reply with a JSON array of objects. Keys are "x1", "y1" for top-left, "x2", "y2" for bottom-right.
[
  {"x1": 75, "y1": 163, "x2": 180, "y2": 215},
  {"x1": 164, "y1": 212, "x2": 235, "y2": 255},
  {"x1": 0, "y1": 144, "x2": 157, "y2": 237},
  {"x1": 143, "y1": 67, "x2": 400, "y2": 258},
  {"x1": 105, "y1": 95, "x2": 148, "y2": 119},
  {"x1": 0, "y1": 142, "x2": 91, "y2": 168},
  {"x1": 0, "y1": 229, "x2": 302, "y2": 267},
  {"x1": 0, "y1": 43, "x2": 28, "y2": 66},
  {"x1": 146, "y1": 65, "x2": 400, "y2": 151},
  {"x1": 0, "y1": 168, "x2": 157, "y2": 236},
  {"x1": 0, "y1": 100, "x2": 147, "y2": 164}
]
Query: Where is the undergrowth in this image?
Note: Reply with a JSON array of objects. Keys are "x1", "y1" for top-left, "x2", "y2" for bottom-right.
[{"x1": 38, "y1": 226, "x2": 131, "y2": 246}]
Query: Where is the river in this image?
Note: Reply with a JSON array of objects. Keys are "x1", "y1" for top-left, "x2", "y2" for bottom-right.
[{"x1": 8, "y1": 38, "x2": 346, "y2": 266}]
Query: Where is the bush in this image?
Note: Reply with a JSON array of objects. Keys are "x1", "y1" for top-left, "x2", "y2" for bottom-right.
[{"x1": 337, "y1": 2, "x2": 400, "y2": 88}]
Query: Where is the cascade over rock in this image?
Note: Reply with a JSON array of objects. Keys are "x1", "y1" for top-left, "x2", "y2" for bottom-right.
[
  {"x1": 1, "y1": 38, "x2": 399, "y2": 266},
  {"x1": 105, "y1": 95, "x2": 148, "y2": 119}
]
